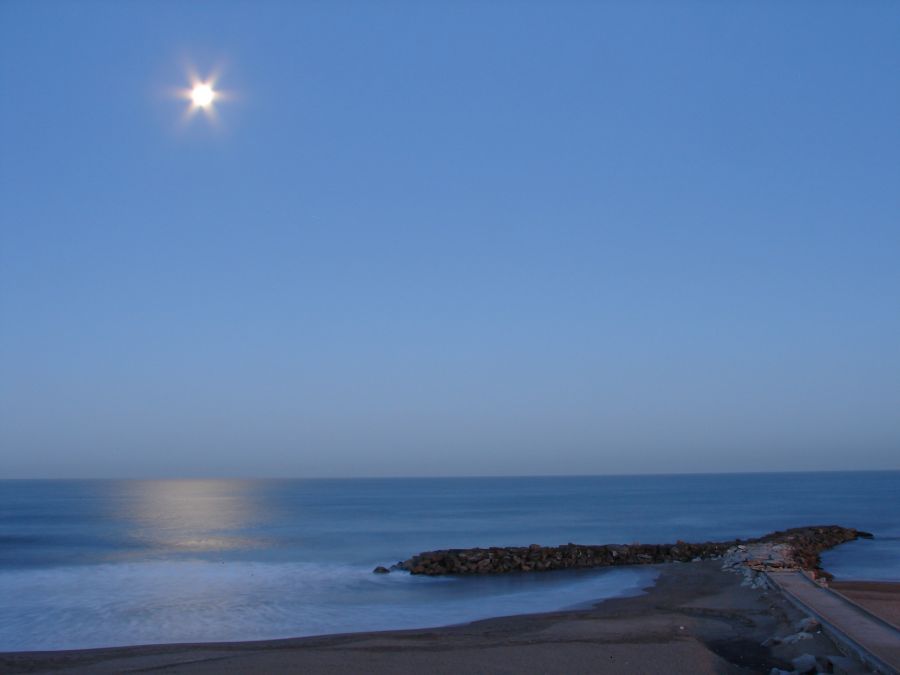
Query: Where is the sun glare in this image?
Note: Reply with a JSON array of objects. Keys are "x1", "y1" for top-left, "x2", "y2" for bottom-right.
[
  {"x1": 191, "y1": 82, "x2": 216, "y2": 108},
  {"x1": 176, "y1": 69, "x2": 228, "y2": 125}
]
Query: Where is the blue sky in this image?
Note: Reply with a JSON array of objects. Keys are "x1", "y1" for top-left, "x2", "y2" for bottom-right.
[{"x1": 1, "y1": 1, "x2": 898, "y2": 477}]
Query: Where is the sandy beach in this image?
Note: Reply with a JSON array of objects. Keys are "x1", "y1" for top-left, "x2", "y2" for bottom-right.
[
  {"x1": 1, "y1": 560, "x2": 873, "y2": 675},
  {"x1": 831, "y1": 581, "x2": 900, "y2": 629}
]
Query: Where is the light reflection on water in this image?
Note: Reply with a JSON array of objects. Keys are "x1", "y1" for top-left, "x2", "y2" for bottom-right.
[
  {"x1": 108, "y1": 479, "x2": 271, "y2": 556},
  {"x1": 3, "y1": 473, "x2": 898, "y2": 570}
]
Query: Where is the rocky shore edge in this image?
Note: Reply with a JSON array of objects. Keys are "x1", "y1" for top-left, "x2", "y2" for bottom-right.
[{"x1": 375, "y1": 525, "x2": 871, "y2": 578}]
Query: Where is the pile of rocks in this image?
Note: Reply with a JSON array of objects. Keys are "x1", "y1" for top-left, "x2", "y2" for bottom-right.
[
  {"x1": 393, "y1": 540, "x2": 733, "y2": 576},
  {"x1": 753, "y1": 525, "x2": 869, "y2": 577},
  {"x1": 384, "y1": 526, "x2": 868, "y2": 577},
  {"x1": 721, "y1": 542, "x2": 796, "y2": 589},
  {"x1": 722, "y1": 525, "x2": 870, "y2": 585},
  {"x1": 764, "y1": 617, "x2": 864, "y2": 675}
]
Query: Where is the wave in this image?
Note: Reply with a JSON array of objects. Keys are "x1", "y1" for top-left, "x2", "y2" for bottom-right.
[{"x1": 0, "y1": 560, "x2": 656, "y2": 651}]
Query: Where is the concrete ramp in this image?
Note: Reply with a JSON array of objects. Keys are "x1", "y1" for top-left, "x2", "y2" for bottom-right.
[{"x1": 767, "y1": 571, "x2": 900, "y2": 674}]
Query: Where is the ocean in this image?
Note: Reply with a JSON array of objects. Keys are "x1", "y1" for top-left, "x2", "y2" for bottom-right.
[{"x1": 1, "y1": 472, "x2": 897, "y2": 652}]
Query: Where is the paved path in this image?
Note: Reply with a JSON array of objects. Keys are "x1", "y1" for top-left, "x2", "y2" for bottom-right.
[{"x1": 768, "y1": 571, "x2": 900, "y2": 674}]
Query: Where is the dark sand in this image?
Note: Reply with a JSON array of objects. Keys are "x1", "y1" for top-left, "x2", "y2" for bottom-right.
[
  {"x1": 831, "y1": 581, "x2": 900, "y2": 628},
  {"x1": 0, "y1": 561, "x2": 857, "y2": 674}
]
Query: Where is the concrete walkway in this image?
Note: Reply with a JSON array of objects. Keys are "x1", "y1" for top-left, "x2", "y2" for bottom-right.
[{"x1": 767, "y1": 571, "x2": 900, "y2": 674}]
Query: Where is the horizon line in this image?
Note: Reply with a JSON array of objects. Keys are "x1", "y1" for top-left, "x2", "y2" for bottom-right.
[{"x1": 3, "y1": 468, "x2": 899, "y2": 481}]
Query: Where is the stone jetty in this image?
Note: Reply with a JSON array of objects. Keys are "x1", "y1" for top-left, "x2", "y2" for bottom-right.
[{"x1": 386, "y1": 525, "x2": 869, "y2": 577}]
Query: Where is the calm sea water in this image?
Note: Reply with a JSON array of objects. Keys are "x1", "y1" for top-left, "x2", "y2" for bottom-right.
[{"x1": 1, "y1": 472, "x2": 898, "y2": 651}]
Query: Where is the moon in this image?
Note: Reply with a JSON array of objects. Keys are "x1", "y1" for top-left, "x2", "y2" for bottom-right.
[{"x1": 190, "y1": 82, "x2": 215, "y2": 108}]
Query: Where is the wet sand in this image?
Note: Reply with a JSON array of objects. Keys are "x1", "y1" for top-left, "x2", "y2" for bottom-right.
[{"x1": 0, "y1": 561, "x2": 858, "y2": 674}]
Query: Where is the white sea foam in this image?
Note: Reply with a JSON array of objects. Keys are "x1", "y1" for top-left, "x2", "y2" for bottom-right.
[{"x1": 0, "y1": 561, "x2": 656, "y2": 651}]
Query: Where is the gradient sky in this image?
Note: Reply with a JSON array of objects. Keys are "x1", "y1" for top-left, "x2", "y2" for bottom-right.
[{"x1": 1, "y1": 1, "x2": 899, "y2": 478}]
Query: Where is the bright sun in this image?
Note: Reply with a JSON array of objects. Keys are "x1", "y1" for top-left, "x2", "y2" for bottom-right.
[{"x1": 191, "y1": 82, "x2": 215, "y2": 108}]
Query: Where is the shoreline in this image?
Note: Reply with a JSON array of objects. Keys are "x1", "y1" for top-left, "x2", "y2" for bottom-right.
[{"x1": 0, "y1": 560, "x2": 877, "y2": 674}]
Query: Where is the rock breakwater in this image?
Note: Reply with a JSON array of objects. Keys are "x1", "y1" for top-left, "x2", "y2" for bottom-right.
[{"x1": 387, "y1": 526, "x2": 868, "y2": 577}]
